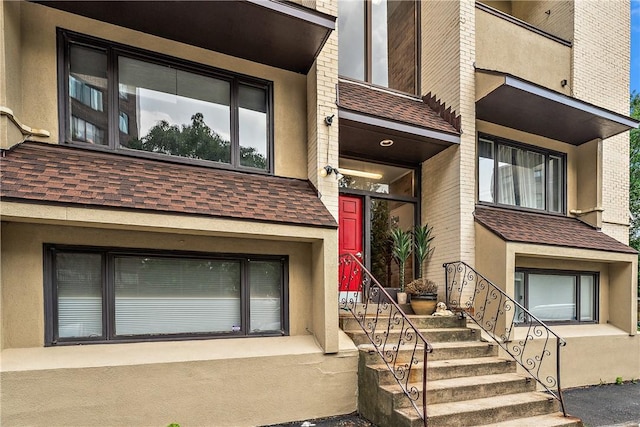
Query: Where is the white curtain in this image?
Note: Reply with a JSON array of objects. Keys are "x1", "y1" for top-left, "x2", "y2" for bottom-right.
[{"x1": 497, "y1": 146, "x2": 544, "y2": 209}]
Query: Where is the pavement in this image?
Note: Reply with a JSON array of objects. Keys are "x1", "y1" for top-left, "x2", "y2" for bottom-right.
[
  {"x1": 563, "y1": 382, "x2": 640, "y2": 427},
  {"x1": 265, "y1": 382, "x2": 640, "y2": 427}
]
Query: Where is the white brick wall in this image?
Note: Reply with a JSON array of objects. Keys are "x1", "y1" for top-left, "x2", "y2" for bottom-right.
[{"x1": 572, "y1": 0, "x2": 631, "y2": 243}]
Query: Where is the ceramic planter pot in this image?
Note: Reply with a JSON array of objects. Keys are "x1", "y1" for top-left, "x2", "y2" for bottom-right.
[{"x1": 410, "y1": 294, "x2": 437, "y2": 315}]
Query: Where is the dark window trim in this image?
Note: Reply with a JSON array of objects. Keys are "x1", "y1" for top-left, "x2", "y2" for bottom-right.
[
  {"x1": 516, "y1": 267, "x2": 599, "y2": 325},
  {"x1": 477, "y1": 133, "x2": 567, "y2": 215},
  {"x1": 44, "y1": 244, "x2": 289, "y2": 346},
  {"x1": 57, "y1": 28, "x2": 275, "y2": 174},
  {"x1": 338, "y1": 0, "x2": 421, "y2": 96}
]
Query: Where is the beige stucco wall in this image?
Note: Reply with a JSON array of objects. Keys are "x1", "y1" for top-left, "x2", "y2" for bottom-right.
[
  {"x1": 476, "y1": 222, "x2": 640, "y2": 386},
  {"x1": 1, "y1": 221, "x2": 320, "y2": 349},
  {"x1": 1, "y1": 333, "x2": 359, "y2": 427},
  {"x1": 475, "y1": 7, "x2": 572, "y2": 95},
  {"x1": 4, "y1": 2, "x2": 308, "y2": 180}
]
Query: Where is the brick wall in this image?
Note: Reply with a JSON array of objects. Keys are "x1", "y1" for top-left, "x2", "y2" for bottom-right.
[
  {"x1": 420, "y1": 0, "x2": 476, "y2": 291},
  {"x1": 572, "y1": 0, "x2": 631, "y2": 244},
  {"x1": 308, "y1": 0, "x2": 339, "y2": 221}
]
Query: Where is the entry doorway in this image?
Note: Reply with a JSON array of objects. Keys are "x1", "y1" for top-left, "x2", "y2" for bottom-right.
[{"x1": 337, "y1": 159, "x2": 419, "y2": 290}]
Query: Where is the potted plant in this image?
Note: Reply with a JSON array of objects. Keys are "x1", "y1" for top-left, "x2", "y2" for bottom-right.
[
  {"x1": 406, "y1": 278, "x2": 438, "y2": 315},
  {"x1": 407, "y1": 224, "x2": 437, "y2": 314},
  {"x1": 390, "y1": 227, "x2": 412, "y2": 305}
]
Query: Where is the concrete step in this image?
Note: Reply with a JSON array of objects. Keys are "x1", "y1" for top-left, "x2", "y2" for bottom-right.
[
  {"x1": 358, "y1": 340, "x2": 498, "y2": 365},
  {"x1": 480, "y1": 412, "x2": 583, "y2": 427},
  {"x1": 339, "y1": 314, "x2": 466, "y2": 331},
  {"x1": 428, "y1": 356, "x2": 516, "y2": 380},
  {"x1": 366, "y1": 357, "x2": 517, "y2": 386},
  {"x1": 345, "y1": 327, "x2": 479, "y2": 346},
  {"x1": 378, "y1": 373, "x2": 536, "y2": 410},
  {"x1": 396, "y1": 391, "x2": 559, "y2": 427}
]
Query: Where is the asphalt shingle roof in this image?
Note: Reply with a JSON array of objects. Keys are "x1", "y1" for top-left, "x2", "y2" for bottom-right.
[
  {"x1": 474, "y1": 205, "x2": 636, "y2": 254},
  {"x1": 0, "y1": 142, "x2": 337, "y2": 229},
  {"x1": 337, "y1": 80, "x2": 460, "y2": 134}
]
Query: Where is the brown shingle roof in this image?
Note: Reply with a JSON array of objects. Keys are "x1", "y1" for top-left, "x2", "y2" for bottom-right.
[
  {"x1": 0, "y1": 142, "x2": 337, "y2": 229},
  {"x1": 474, "y1": 205, "x2": 636, "y2": 254},
  {"x1": 337, "y1": 81, "x2": 460, "y2": 135}
]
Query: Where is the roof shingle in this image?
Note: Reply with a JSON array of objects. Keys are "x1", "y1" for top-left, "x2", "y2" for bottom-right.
[
  {"x1": 0, "y1": 142, "x2": 337, "y2": 229},
  {"x1": 337, "y1": 80, "x2": 460, "y2": 134},
  {"x1": 474, "y1": 205, "x2": 636, "y2": 254}
]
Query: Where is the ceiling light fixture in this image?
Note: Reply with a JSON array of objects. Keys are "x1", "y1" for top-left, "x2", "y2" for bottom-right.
[
  {"x1": 339, "y1": 168, "x2": 383, "y2": 180},
  {"x1": 380, "y1": 139, "x2": 394, "y2": 147}
]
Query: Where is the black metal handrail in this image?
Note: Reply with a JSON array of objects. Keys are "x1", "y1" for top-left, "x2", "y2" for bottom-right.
[
  {"x1": 339, "y1": 253, "x2": 433, "y2": 426},
  {"x1": 444, "y1": 261, "x2": 567, "y2": 416}
]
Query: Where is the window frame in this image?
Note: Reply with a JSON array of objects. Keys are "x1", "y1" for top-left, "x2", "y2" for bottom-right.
[
  {"x1": 57, "y1": 29, "x2": 275, "y2": 174},
  {"x1": 337, "y1": 0, "x2": 421, "y2": 95},
  {"x1": 44, "y1": 245, "x2": 289, "y2": 346},
  {"x1": 477, "y1": 133, "x2": 567, "y2": 215},
  {"x1": 515, "y1": 268, "x2": 599, "y2": 325}
]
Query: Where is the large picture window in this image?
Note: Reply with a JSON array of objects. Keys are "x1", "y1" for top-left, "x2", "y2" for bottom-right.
[
  {"x1": 478, "y1": 135, "x2": 565, "y2": 213},
  {"x1": 59, "y1": 30, "x2": 272, "y2": 172},
  {"x1": 515, "y1": 269, "x2": 597, "y2": 324},
  {"x1": 338, "y1": 0, "x2": 418, "y2": 94},
  {"x1": 45, "y1": 246, "x2": 288, "y2": 345}
]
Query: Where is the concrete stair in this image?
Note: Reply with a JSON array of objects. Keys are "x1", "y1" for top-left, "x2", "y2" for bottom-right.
[{"x1": 340, "y1": 308, "x2": 582, "y2": 427}]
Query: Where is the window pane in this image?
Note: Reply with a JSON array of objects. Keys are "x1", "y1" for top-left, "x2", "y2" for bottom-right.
[
  {"x1": 528, "y1": 274, "x2": 576, "y2": 321},
  {"x1": 514, "y1": 271, "x2": 525, "y2": 322},
  {"x1": 378, "y1": 0, "x2": 416, "y2": 93},
  {"x1": 57, "y1": 252, "x2": 103, "y2": 338},
  {"x1": 239, "y1": 85, "x2": 268, "y2": 169},
  {"x1": 114, "y1": 256, "x2": 241, "y2": 335},
  {"x1": 548, "y1": 155, "x2": 563, "y2": 213},
  {"x1": 580, "y1": 275, "x2": 595, "y2": 321},
  {"x1": 478, "y1": 138, "x2": 495, "y2": 203},
  {"x1": 118, "y1": 57, "x2": 232, "y2": 164},
  {"x1": 249, "y1": 261, "x2": 282, "y2": 332},
  {"x1": 339, "y1": 159, "x2": 415, "y2": 197},
  {"x1": 497, "y1": 146, "x2": 545, "y2": 209},
  {"x1": 69, "y1": 45, "x2": 108, "y2": 145},
  {"x1": 370, "y1": 199, "x2": 415, "y2": 288},
  {"x1": 338, "y1": 0, "x2": 365, "y2": 80}
]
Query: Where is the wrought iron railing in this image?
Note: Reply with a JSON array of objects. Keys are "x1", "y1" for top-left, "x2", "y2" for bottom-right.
[
  {"x1": 444, "y1": 261, "x2": 567, "y2": 416},
  {"x1": 339, "y1": 253, "x2": 433, "y2": 426}
]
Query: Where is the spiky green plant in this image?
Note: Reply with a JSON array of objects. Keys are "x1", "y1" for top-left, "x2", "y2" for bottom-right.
[
  {"x1": 391, "y1": 228, "x2": 412, "y2": 292},
  {"x1": 413, "y1": 224, "x2": 435, "y2": 280}
]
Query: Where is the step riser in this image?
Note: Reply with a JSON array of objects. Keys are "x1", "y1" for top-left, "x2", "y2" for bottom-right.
[
  {"x1": 429, "y1": 360, "x2": 515, "y2": 381},
  {"x1": 346, "y1": 328, "x2": 478, "y2": 346},
  {"x1": 359, "y1": 344, "x2": 498, "y2": 365},
  {"x1": 371, "y1": 360, "x2": 517, "y2": 386},
  {"x1": 340, "y1": 315, "x2": 466, "y2": 331},
  {"x1": 386, "y1": 378, "x2": 537, "y2": 409},
  {"x1": 427, "y1": 399, "x2": 558, "y2": 427}
]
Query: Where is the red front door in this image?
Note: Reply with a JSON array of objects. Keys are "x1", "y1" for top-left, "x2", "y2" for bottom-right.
[{"x1": 339, "y1": 195, "x2": 363, "y2": 292}]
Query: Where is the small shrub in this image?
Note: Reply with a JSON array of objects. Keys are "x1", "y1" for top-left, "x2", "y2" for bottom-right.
[{"x1": 615, "y1": 376, "x2": 624, "y2": 385}]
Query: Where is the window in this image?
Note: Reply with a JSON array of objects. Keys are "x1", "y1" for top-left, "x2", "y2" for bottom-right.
[
  {"x1": 478, "y1": 135, "x2": 565, "y2": 213},
  {"x1": 45, "y1": 245, "x2": 288, "y2": 345},
  {"x1": 60, "y1": 30, "x2": 272, "y2": 172},
  {"x1": 515, "y1": 269, "x2": 598, "y2": 323},
  {"x1": 338, "y1": 0, "x2": 417, "y2": 94}
]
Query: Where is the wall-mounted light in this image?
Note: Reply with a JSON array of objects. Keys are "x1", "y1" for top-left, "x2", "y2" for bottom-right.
[
  {"x1": 561, "y1": 79, "x2": 568, "y2": 87},
  {"x1": 320, "y1": 165, "x2": 343, "y2": 179},
  {"x1": 340, "y1": 168, "x2": 383, "y2": 180},
  {"x1": 324, "y1": 114, "x2": 335, "y2": 126}
]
